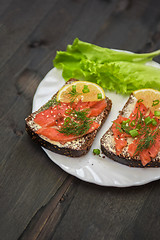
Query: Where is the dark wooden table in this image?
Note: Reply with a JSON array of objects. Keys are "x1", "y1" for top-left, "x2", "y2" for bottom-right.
[{"x1": 1, "y1": 0, "x2": 160, "y2": 239}]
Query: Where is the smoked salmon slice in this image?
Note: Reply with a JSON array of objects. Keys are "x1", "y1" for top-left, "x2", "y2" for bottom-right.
[{"x1": 36, "y1": 121, "x2": 100, "y2": 144}]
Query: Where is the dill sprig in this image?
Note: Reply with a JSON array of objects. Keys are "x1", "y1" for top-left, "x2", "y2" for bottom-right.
[
  {"x1": 41, "y1": 96, "x2": 60, "y2": 110},
  {"x1": 67, "y1": 85, "x2": 81, "y2": 102},
  {"x1": 114, "y1": 104, "x2": 160, "y2": 154},
  {"x1": 135, "y1": 126, "x2": 159, "y2": 154},
  {"x1": 59, "y1": 108, "x2": 93, "y2": 136},
  {"x1": 132, "y1": 106, "x2": 159, "y2": 152}
]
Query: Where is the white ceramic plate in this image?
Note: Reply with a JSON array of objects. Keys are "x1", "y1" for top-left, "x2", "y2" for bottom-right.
[{"x1": 33, "y1": 65, "x2": 160, "y2": 187}]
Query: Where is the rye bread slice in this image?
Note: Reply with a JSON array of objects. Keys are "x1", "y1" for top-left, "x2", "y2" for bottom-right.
[
  {"x1": 101, "y1": 94, "x2": 160, "y2": 168},
  {"x1": 25, "y1": 79, "x2": 112, "y2": 157}
]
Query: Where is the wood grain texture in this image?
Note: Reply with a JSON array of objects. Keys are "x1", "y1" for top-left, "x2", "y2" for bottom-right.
[
  {"x1": 50, "y1": 181, "x2": 160, "y2": 240},
  {"x1": 1, "y1": 0, "x2": 160, "y2": 239},
  {"x1": 19, "y1": 176, "x2": 78, "y2": 240}
]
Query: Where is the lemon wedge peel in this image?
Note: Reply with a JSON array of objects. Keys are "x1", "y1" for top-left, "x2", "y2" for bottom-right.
[{"x1": 133, "y1": 88, "x2": 160, "y2": 113}]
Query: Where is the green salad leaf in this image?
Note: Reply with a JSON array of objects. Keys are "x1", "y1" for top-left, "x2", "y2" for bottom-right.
[{"x1": 53, "y1": 38, "x2": 160, "y2": 94}]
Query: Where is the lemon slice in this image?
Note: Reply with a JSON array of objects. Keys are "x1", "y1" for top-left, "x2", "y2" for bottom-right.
[
  {"x1": 133, "y1": 88, "x2": 160, "y2": 113},
  {"x1": 57, "y1": 81, "x2": 105, "y2": 103}
]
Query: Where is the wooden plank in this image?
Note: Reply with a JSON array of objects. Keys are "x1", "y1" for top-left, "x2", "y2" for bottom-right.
[
  {"x1": 19, "y1": 180, "x2": 160, "y2": 240},
  {"x1": 0, "y1": 132, "x2": 69, "y2": 240},
  {"x1": 0, "y1": 0, "x2": 89, "y2": 118},
  {"x1": 94, "y1": 0, "x2": 160, "y2": 53},
  {"x1": 0, "y1": 69, "x2": 42, "y2": 160},
  {"x1": 0, "y1": 0, "x2": 58, "y2": 69},
  {"x1": 0, "y1": 0, "x2": 91, "y2": 160},
  {"x1": 0, "y1": 67, "x2": 70, "y2": 240},
  {"x1": 17, "y1": 0, "x2": 160, "y2": 239},
  {"x1": 37, "y1": 0, "x2": 121, "y2": 75},
  {"x1": 0, "y1": 0, "x2": 13, "y2": 16},
  {"x1": 1, "y1": 0, "x2": 160, "y2": 239},
  {"x1": 47, "y1": 182, "x2": 160, "y2": 240},
  {"x1": 38, "y1": 0, "x2": 160, "y2": 76},
  {"x1": 0, "y1": 0, "x2": 104, "y2": 239},
  {"x1": 19, "y1": 176, "x2": 78, "y2": 240}
]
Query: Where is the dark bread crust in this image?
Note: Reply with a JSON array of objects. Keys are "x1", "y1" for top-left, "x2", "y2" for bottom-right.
[
  {"x1": 26, "y1": 79, "x2": 112, "y2": 157},
  {"x1": 101, "y1": 144, "x2": 160, "y2": 167},
  {"x1": 101, "y1": 94, "x2": 160, "y2": 168},
  {"x1": 26, "y1": 123, "x2": 96, "y2": 157}
]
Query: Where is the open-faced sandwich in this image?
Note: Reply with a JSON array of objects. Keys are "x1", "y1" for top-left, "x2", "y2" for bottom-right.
[
  {"x1": 101, "y1": 89, "x2": 160, "y2": 167},
  {"x1": 26, "y1": 79, "x2": 112, "y2": 157}
]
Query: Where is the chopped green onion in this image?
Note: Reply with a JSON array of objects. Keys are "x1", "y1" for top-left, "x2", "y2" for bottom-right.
[
  {"x1": 82, "y1": 88, "x2": 90, "y2": 93},
  {"x1": 154, "y1": 111, "x2": 160, "y2": 116},
  {"x1": 145, "y1": 116, "x2": 152, "y2": 125},
  {"x1": 93, "y1": 149, "x2": 100, "y2": 155},
  {"x1": 152, "y1": 99, "x2": 159, "y2": 106},
  {"x1": 82, "y1": 85, "x2": 90, "y2": 93},
  {"x1": 137, "y1": 99, "x2": 143, "y2": 103},
  {"x1": 151, "y1": 118, "x2": 157, "y2": 126},
  {"x1": 129, "y1": 129, "x2": 139, "y2": 137},
  {"x1": 97, "y1": 93, "x2": 102, "y2": 99},
  {"x1": 122, "y1": 119, "x2": 130, "y2": 124},
  {"x1": 121, "y1": 120, "x2": 130, "y2": 134}
]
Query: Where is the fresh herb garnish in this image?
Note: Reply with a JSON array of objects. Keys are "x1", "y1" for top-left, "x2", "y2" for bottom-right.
[
  {"x1": 114, "y1": 122, "x2": 123, "y2": 133},
  {"x1": 152, "y1": 99, "x2": 159, "y2": 106},
  {"x1": 59, "y1": 108, "x2": 93, "y2": 136},
  {"x1": 129, "y1": 129, "x2": 139, "y2": 137},
  {"x1": 137, "y1": 99, "x2": 143, "y2": 103},
  {"x1": 114, "y1": 103, "x2": 160, "y2": 154},
  {"x1": 144, "y1": 116, "x2": 152, "y2": 125},
  {"x1": 41, "y1": 96, "x2": 60, "y2": 110},
  {"x1": 151, "y1": 118, "x2": 157, "y2": 126},
  {"x1": 130, "y1": 120, "x2": 135, "y2": 126},
  {"x1": 93, "y1": 149, "x2": 100, "y2": 155},
  {"x1": 121, "y1": 119, "x2": 131, "y2": 134},
  {"x1": 97, "y1": 93, "x2": 102, "y2": 99},
  {"x1": 72, "y1": 85, "x2": 76, "y2": 92},
  {"x1": 131, "y1": 110, "x2": 159, "y2": 153},
  {"x1": 154, "y1": 111, "x2": 160, "y2": 117},
  {"x1": 134, "y1": 127, "x2": 159, "y2": 154},
  {"x1": 82, "y1": 85, "x2": 90, "y2": 93},
  {"x1": 67, "y1": 85, "x2": 81, "y2": 102}
]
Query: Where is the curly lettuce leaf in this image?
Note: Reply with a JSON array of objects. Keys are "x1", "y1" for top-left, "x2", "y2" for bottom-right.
[
  {"x1": 68, "y1": 38, "x2": 160, "y2": 63},
  {"x1": 97, "y1": 62, "x2": 160, "y2": 94},
  {"x1": 53, "y1": 38, "x2": 160, "y2": 94}
]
